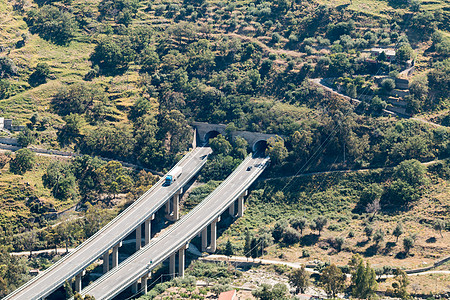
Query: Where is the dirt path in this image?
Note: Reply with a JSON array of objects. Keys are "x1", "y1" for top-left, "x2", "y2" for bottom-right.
[{"x1": 201, "y1": 255, "x2": 450, "y2": 277}]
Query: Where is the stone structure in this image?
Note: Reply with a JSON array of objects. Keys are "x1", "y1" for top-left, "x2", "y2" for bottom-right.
[{"x1": 192, "y1": 122, "x2": 280, "y2": 152}]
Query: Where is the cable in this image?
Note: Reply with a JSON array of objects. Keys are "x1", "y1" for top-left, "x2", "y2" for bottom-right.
[{"x1": 276, "y1": 8, "x2": 418, "y2": 193}]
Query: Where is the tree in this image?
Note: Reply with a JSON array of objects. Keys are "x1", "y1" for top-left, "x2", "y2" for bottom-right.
[
  {"x1": 28, "y1": 63, "x2": 50, "y2": 87},
  {"x1": 90, "y1": 36, "x2": 135, "y2": 74},
  {"x1": 0, "y1": 56, "x2": 18, "y2": 78},
  {"x1": 360, "y1": 183, "x2": 383, "y2": 207},
  {"x1": 393, "y1": 223, "x2": 404, "y2": 242},
  {"x1": 224, "y1": 240, "x2": 234, "y2": 257},
  {"x1": 10, "y1": 148, "x2": 36, "y2": 175},
  {"x1": 433, "y1": 219, "x2": 445, "y2": 238},
  {"x1": 352, "y1": 259, "x2": 377, "y2": 299},
  {"x1": 265, "y1": 136, "x2": 288, "y2": 164},
  {"x1": 63, "y1": 280, "x2": 74, "y2": 298},
  {"x1": 392, "y1": 269, "x2": 409, "y2": 299},
  {"x1": 272, "y1": 219, "x2": 288, "y2": 241},
  {"x1": 393, "y1": 159, "x2": 427, "y2": 187},
  {"x1": 403, "y1": 236, "x2": 414, "y2": 255},
  {"x1": 312, "y1": 216, "x2": 328, "y2": 235},
  {"x1": 320, "y1": 264, "x2": 346, "y2": 298},
  {"x1": 396, "y1": 44, "x2": 413, "y2": 63},
  {"x1": 381, "y1": 78, "x2": 396, "y2": 92},
  {"x1": 27, "y1": 5, "x2": 77, "y2": 45},
  {"x1": 290, "y1": 217, "x2": 307, "y2": 235},
  {"x1": 409, "y1": 76, "x2": 429, "y2": 101},
  {"x1": 17, "y1": 128, "x2": 35, "y2": 147},
  {"x1": 96, "y1": 161, "x2": 133, "y2": 198},
  {"x1": 282, "y1": 227, "x2": 301, "y2": 245},
  {"x1": 244, "y1": 229, "x2": 252, "y2": 260},
  {"x1": 364, "y1": 225, "x2": 373, "y2": 240},
  {"x1": 335, "y1": 236, "x2": 345, "y2": 252},
  {"x1": 289, "y1": 265, "x2": 310, "y2": 294},
  {"x1": 43, "y1": 161, "x2": 78, "y2": 200},
  {"x1": 372, "y1": 229, "x2": 384, "y2": 249},
  {"x1": 52, "y1": 82, "x2": 108, "y2": 117},
  {"x1": 209, "y1": 134, "x2": 232, "y2": 155},
  {"x1": 252, "y1": 283, "x2": 289, "y2": 300}
]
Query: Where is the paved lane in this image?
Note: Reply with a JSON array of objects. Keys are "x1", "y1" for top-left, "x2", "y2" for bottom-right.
[{"x1": 6, "y1": 147, "x2": 212, "y2": 300}]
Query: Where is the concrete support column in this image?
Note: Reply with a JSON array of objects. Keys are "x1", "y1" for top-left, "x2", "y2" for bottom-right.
[
  {"x1": 74, "y1": 273, "x2": 82, "y2": 293},
  {"x1": 112, "y1": 242, "x2": 122, "y2": 268},
  {"x1": 141, "y1": 274, "x2": 148, "y2": 294},
  {"x1": 238, "y1": 191, "x2": 247, "y2": 217},
  {"x1": 131, "y1": 281, "x2": 138, "y2": 294},
  {"x1": 136, "y1": 224, "x2": 142, "y2": 251},
  {"x1": 228, "y1": 201, "x2": 235, "y2": 217},
  {"x1": 209, "y1": 217, "x2": 219, "y2": 253},
  {"x1": 172, "y1": 192, "x2": 180, "y2": 220},
  {"x1": 144, "y1": 214, "x2": 154, "y2": 245},
  {"x1": 178, "y1": 244, "x2": 188, "y2": 278},
  {"x1": 165, "y1": 200, "x2": 171, "y2": 216},
  {"x1": 169, "y1": 253, "x2": 176, "y2": 278},
  {"x1": 201, "y1": 227, "x2": 208, "y2": 252},
  {"x1": 103, "y1": 251, "x2": 109, "y2": 274}
]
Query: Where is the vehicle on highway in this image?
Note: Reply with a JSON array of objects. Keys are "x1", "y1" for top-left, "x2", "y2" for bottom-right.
[
  {"x1": 165, "y1": 166, "x2": 183, "y2": 185},
  {"x1": 246, "y1": 166, "x2": 252, "y2": 171}
]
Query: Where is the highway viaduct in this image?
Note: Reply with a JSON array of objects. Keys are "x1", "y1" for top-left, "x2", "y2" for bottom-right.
[
  {"x1": 6, "y1": 123, "x2": 278, "y2": 300},
  {"x1": 77, "y1": 153, "x2": 270, "y2": 299}
]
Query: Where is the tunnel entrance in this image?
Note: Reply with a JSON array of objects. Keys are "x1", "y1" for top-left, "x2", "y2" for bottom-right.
[
  {"x1": 204, "y1": 130, "x2": 221, "y2": 143},
  {"x1": 253, "y1": 140, "x2": 268, "y2": 153}
]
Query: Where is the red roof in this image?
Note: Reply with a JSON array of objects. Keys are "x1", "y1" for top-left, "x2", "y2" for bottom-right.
[{"x1": 218, "y1": 289, "x2": 236, "y2": 300}]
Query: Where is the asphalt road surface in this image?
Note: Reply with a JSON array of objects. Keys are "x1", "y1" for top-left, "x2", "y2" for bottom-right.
[
  {"x1": 5, "y1": 147, "x2": 212, "y2": 300},
  {"x1": 79, "y1": 153, "x2": 269, "y2": 300}
]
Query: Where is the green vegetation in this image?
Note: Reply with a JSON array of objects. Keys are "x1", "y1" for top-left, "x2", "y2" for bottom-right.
[{"x1": 0, "y1": 0, "x2": 449, "y2": 295}]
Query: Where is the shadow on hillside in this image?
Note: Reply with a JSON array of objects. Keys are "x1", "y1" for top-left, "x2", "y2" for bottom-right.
[{"x1": 300, "y1": 234, "x2": 319, "y2": 246}]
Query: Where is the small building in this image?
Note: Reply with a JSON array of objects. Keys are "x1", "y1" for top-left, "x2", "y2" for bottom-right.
[
  {"x1": 218, "y1": 290, "x2": 237, "y2": 300},
  {"x1": 370, "y1": 48, "x2": 396, "y2": 61}
]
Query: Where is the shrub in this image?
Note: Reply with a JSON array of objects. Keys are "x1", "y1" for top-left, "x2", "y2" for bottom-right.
[
  {"x1": 282, "y1": 227, "x2": 301, "y2": 245},
  {"x1": 10, "y1": 149, "x2": 36, "y2": 175},
  {"x1": 27, "y1": 6, "x2": 77, "y2": 45}
]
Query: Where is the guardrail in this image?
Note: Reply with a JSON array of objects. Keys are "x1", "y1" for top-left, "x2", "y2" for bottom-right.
[
  {"x1": 80, "y1": 154, "x2": 269, "y2": 299},
  {"x1": 5, "y1": 147, "x2": 211, "y2": 300}
]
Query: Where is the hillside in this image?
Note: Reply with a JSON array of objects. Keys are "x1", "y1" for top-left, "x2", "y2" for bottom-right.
[{"x1": 0, "y1": 0, "x2": 449, "y2": 298}]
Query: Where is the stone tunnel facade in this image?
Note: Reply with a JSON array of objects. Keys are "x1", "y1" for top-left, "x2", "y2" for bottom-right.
[{"x1": 192, "y1": 122, "x2": 280, "y2": 151}]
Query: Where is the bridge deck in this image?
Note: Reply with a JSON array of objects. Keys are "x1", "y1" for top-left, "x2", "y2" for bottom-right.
[
  {"x1": 79, "y1": 154, "x2": 269, "y2": 300},
  {"x1": 6, "y1": 147, "x2": 212, "y2": 300}
]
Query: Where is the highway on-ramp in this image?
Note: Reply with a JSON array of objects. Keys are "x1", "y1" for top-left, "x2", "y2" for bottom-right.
[
  {"x1": 79, "y1": 153, "x2": 269, "y2": 299},
  {"x1": 5, "y1": 146, "x2": 212, "y2": 300}
]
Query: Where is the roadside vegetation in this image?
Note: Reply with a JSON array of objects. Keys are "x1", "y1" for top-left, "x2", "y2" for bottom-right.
[{"x1": 0, "y1": 0, "x2": 449, "y2": 297}]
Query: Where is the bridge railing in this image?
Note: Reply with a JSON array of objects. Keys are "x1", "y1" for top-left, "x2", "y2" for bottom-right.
[
  {"x1": 5, "y1": 147, "x2": 210, "y2": 300},
  {"x1": 79, "y1": 154, "x2": 269, "y2": 299}
]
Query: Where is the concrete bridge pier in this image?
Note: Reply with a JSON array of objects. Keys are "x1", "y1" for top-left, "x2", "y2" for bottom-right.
[
  {"x1": 201, "y1": 227, "x2": 207, "y2": 252},
  {"x1": 141, "y1": 274, "x2": 148, "y2": 294},
  {"x1": 144, "y1": 214, "x2": 155, "y2": 245},
  {"x1": 136, "y1": 224, "x2": 142, "y2": 251},
  {"x1": 131, "y1": 281, "x2": 138, "y2": 294},
  {"x1": 237, "y1": 190, "x2": 248, "y2": 217},
  {"x1": 112, "y1": 241, "x2": 122, "y2": 268},
  {"x1": 228, "y1": 201, "x2": 235, "y2": 217},
  {"x1": 102, "y1": 250, "x2": 110, "y2": 273},
  {"x1": 208, "y1": 217, "x2": 220, "y2": 253},
  {"x1": 169, "y1": 252, "x2": 176, "y2": 278},
  {"x1": 74, "y1": 270, "x2": 85, "y2": 292},
  {"x1": 178, "y1": 244, "x2": 188, "y2": 278},
  {"x1": 166, "y1": 189, "x2": 182, "y2": 221}
]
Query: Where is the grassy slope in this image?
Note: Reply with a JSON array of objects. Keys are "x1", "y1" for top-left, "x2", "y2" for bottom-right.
[{"x1": 217, "y1": 169, "x2": 449, "y2": 272}]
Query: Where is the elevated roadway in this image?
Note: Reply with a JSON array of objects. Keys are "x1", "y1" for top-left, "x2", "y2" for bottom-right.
[
  {"x1": 78, "y1": 153, "x2": 269, "y2": 299},
  {"x1": 5, "y1": 146, "x2": 212, "y2": 300}
]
